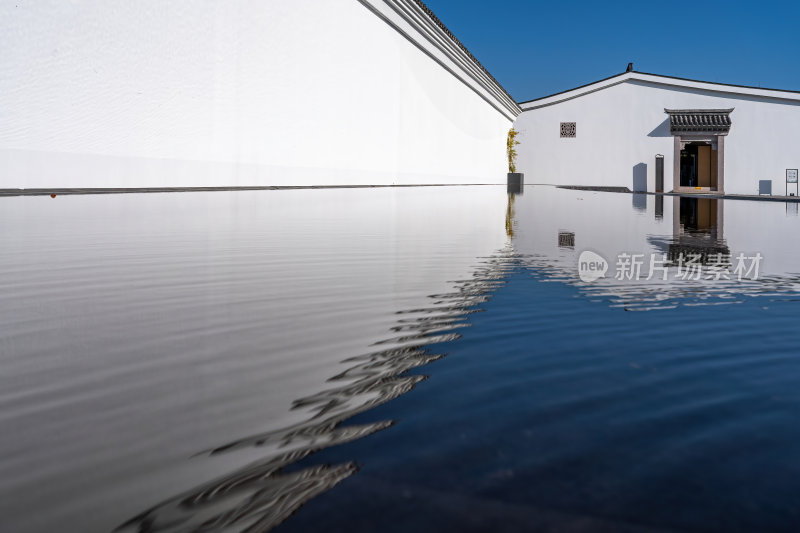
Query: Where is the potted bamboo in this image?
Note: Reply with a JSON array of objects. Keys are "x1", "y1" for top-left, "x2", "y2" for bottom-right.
[{"x1": 507, "y1": 128, "x2": 523, "y2": 193}]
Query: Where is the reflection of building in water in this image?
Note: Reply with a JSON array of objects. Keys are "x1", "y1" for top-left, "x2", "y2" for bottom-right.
[
  {"x1": 667, "y1": 197, "x2": 729, "y2": 265},
  {"x1": 678, "y1": 197, "x2": 720, "y2": 234},
  {"x1": 116, "y1": 248, "x2": 519, "y2": 533},
  {"x1": 632, "y1": 193, "x2": 647, "y2": 211},
  {"x1": 505, "y1": 194, "x2": 516, "y2": 238},
  {"x1": 655, "y1": 195, "x2": 664, "y2": 219},
  {"x1": 512, "y1": 186, "x2": 800, "y2": 308},
  {"x1": 558, "y1": 231, "x2": 575, "y2": 248}
]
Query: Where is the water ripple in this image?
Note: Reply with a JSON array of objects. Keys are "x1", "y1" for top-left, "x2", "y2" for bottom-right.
[{"x1": 115, "y1": 246, "x2": 522, "y2": 532}]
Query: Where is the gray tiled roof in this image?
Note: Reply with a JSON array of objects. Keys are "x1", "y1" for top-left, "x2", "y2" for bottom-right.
[
  {"x1": 665, "y1": 109, "x2": 733, "y2": 134},
  {"x1": 412, "y1": 0, "x2": 514, "y2": 103}
]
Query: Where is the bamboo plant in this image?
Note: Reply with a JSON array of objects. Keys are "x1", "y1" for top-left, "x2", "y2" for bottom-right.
[{"x1": 507, "y1": 128, "x2": 520, "y2": 173}]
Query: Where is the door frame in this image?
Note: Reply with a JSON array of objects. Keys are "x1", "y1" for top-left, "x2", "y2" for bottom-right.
[{"x1": 672, "y1": 134, "x2": 725, "y2": 194}]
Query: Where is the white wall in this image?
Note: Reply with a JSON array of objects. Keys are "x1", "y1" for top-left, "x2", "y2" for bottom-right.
[
  {"x1": 515, "y1": 79, "x2": 800, "y2": 195},
  {"x1": 0, "y1": 0, "x2": 514, "y2": 188}
]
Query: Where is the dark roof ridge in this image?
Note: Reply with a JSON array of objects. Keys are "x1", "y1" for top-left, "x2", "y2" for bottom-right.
[
  {"x1": 665, "y1": 108, "x2": 735, "y2": 113},
  {"x1": 411, "y1": 0, "x2": 515, "y2": 102},
  {"x1": 636, "y1": 71, "x2": 800, "y2": 96},
  {"x1": 518, "y1": 70, "x2": 800, "y2": 106}
]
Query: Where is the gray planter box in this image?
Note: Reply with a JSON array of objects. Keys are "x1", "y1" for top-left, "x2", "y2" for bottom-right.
[{"x1": 507, "y1": 172, "x2": 524, "y2": 193}]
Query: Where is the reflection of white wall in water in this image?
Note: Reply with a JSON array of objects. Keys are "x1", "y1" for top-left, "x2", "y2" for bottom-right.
[
  {"x1": 4, "y1": 186, "x2": 510, "y2": 435},
  {"x1": 0, "y1": 186, "x2": 510, "y2": 532},
  {"x1": 512, "y1": 187, "x2": 800, "y2": 302},
  {"x1": 515, "y1": 73, "x2": 800, "y2": 196},
  {"x1": 723, "y1": 200, "x2": 800, "y2": 276},
  {"x1": 0, "y1": 1, "x2": 517, "y2": 188},
  {"x1": 513, "y1": 187, "x2": 672, "y2": 271}
]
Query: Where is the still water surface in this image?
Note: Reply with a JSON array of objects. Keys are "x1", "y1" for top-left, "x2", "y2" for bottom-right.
[{"x1": 2, "y1": 186, "x2": 800, "y2": 532}]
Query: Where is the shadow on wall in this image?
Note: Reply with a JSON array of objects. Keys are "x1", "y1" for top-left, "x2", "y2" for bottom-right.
[
  {"x1": 633, "y1": 162, "x2": 647, "y2": 192},
  {"x1": 647, "y1": 118, "x2": 671, "y2": 137}
]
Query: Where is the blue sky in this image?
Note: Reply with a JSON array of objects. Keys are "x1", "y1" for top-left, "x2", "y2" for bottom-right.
[{"x1": 424, "y1": 0, "x2": 800, "y2": 102}]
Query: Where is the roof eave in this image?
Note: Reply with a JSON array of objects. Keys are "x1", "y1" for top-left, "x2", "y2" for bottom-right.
[
  {"x1": 518, "y1": 71, "x2": 800, "y2": 112},
  {"x1": 665, "y1": 108, "x2": 735, "y2": 114}
]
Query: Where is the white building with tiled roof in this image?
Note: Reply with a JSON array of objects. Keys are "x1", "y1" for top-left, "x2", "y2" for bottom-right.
[{"x1": 514, "y1": 67, "x2": 800, "y2": 196}]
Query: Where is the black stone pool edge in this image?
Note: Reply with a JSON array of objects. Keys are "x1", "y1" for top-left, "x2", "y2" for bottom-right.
[
  {"x1": 556, "y1": 185, "x2": 800, "y2": 203},
  {"x1": 3, "y1": 184, "x2": 796, "y2": 203},
  {"x1": 0, "y1": 184, "x2": 500, "y2": 197}
]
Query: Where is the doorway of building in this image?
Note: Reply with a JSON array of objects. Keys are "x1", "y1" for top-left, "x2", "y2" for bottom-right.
[{"x1": 679, "y1": 142, "x2": 718, "y2": 188}]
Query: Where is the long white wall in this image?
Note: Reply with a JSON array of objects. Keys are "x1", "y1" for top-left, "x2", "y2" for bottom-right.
[
  {"x1": 0, "y1": 1, "x2": 515, "y2": 188},
  {"x1": 515, "y1": 78, "x2": 800, "y2": 195}
]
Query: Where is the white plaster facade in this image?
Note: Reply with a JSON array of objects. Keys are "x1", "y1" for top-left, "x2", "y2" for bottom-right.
[
  {"x1": 0, "y1": 0, "x2": 518, "y2": 189},
  {"x1": 515, "y1": 72, "x2": 800, "y2": 196}
]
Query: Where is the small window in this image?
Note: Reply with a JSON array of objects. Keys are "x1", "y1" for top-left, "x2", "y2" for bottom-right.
[{"x1": 560, "y1": 122, "x2": 576, "y2": 138}]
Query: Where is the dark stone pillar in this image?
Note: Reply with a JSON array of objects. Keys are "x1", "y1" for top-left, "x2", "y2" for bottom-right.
[
  {"x1": 716, "y1": 135, "x2": 725, "y2": 194},
  {"x1": 673, "y1": 136, "x2": 681, "y2": 191}
]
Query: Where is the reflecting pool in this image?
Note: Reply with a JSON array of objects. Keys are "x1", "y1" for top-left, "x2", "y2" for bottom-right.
[{"x1": 2, "y1": 186, "x2": 800, "y2": 532}]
